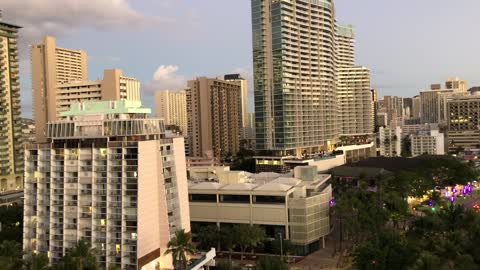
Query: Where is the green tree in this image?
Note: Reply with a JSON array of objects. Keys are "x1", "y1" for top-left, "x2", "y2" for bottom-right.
[
  {"x1": 164, "y1": 229, "x2": 196, "y2": 270},
  {"x1": 59, "y1": 240, "x2": 98, "y2": 270},
  {"x1": 0, "y1": 240, "x2": 23, "y2": 270},
  {"x1": 353, "y1": 230, "x2": 415, "y2": 270},
  {"x1": 233, "y1": 224, "x2": 265, "y2": 261},
  {"x1": 255, "y1": 256, "x2": 288, "y2": 270},
  {"x1": 196, "y1": 225, "x2": 220, "y2": 251},
  {"x1": 23, "y1": 252, "x2": 50, "y2": 270}
]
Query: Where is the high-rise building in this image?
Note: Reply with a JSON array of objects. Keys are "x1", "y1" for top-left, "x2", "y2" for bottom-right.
[
  {"x1": 32, "y1": 36, "x2": 140, "y2": 143},
  {"x1": 0, "y1": 18, "x2": 23, "y2": 192},
  {"x1": 251, "y1": 0, "x2": 337, "y2": 156},
  {"x1": 412, "y1": 95, "x2": 421, "y2": 119},
  {"x1": 337, "y1": 67, "x2": 374, "y2": 135},
  {"x1": 32, "y1": 36, "x2": 87, "y2": 143},
  {"x1": 445, "y1": 77, "x2": 467, "y2": 92},
  {"x1": 447, "y1": 96, "x2": 480, "y2": 151},
  {"x1": 336, "y1": 24, "x2": 355, "y2": 67},
  {"x1": 56, "y1": 69, "x2": 140, "y2": 115},
  {"x1": 335, "y1": 24, "x2": 374, "y2": 136},
  {"x1": 381, "y1": 96, "x2": 404, "y2": 127},
  {"x1": 224, "y1": 74, "x2": 248, "y2": 139},
  {"x1": 154, "y1": 90, "x2": 188, "y2": 134},
  {"x1": 420, "y1": 89, "x2": 459, "y2": 124},
  {"x1": 23, "y1": 100, "x2": 190, "y2": 269},
  {"x1": 186, "y1": 77, "x2": 242, "y2": 159}
]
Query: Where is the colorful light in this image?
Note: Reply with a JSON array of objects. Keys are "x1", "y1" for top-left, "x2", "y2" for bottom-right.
[
  {"x1": 428, "y1": 200, "x2": 433, "y2": 207},
  {"x1": 450, "y1": 196, "x2": 455, "y2": 203}
]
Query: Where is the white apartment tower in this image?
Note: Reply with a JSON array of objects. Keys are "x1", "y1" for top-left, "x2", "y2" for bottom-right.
[
  {"x1": 154, "y1": 90, "x2": 188, "y2": 134},
  {"x1": 336, "y1": 24, "x2": 374, "y2": 136},
  {"x1": 23, "y1": 100, "x2": 190, "y2": 270}
]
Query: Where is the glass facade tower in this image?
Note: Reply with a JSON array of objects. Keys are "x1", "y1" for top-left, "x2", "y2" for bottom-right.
[{"x1": 251, "y1": 0, "x2": 337, "y2": 156}]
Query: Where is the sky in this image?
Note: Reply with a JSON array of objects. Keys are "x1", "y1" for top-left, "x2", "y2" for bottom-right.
[{"x1": 3, "y1": 0, "x2": 480, "y2": 118}]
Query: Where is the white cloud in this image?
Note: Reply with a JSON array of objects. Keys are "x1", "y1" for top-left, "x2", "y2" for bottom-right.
[
  {"x1": 2, "y1": 0, "x2": 160, "y2": 56},
  {"x1": 144, "y1": 65, "x2": 188, "y2": 95}
]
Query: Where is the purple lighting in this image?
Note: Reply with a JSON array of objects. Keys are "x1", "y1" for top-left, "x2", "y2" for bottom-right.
[
  {"x1": 450, "y1": 196, "x2": 455, "y2": 203},
  {"x1": 329, "y1": 198, "x2": 335, "y2": 207},
  {"x1": 428, "y1": 200, "x2": 433, "y2": 207}
]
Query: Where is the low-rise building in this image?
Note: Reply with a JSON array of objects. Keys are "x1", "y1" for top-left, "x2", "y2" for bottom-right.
[
  {"x1": 188, "y1": 166, "x2": 332, "y2": 255},
  {"x1": 411, "y1": 130, "x2": 445, "y2": 157}
]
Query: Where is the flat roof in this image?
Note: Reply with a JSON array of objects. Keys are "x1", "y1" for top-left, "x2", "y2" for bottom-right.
[{"x1": 61, "y1": 100, "x2": 151, "y2": 116}]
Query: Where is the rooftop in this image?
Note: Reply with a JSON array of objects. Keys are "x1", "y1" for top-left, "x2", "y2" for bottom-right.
[{"x1": 60, "y1": 100, "x2": 151, "y2": 117}]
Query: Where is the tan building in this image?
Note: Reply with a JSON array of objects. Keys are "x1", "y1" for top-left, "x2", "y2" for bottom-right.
[
  {"x1": 446, "y1": 77, "x2": 467, "y2": 92},
  {"x1": 412, "y1": 95, "x2": 421, "y2": 119},
  {"x1": 252, "y1": 0, "x2": 337, "y2": 155},
  {"x1": 188, "y1": 166, "x2": 332, "y2": 255},
  {"x1": 0, "y1": 18, "x2": 24, "y2": 192},
  {"x1": 380, "y1": 96, "x2": 404, "y2": 127},
  {"x1": 337, "y1": 66, "x2": 374, "y2": 136},
  {"x1": 32, "y1": 36, "x2": 140, "y2": 142},
  {"x1": 24, "y1": 100, "x2": 192, "y2": 270},
  {"x1": 224, "y1": 74, "x2": 248, "y2": 139},
  {"x1": 186, "y1": 77, "x2": 242, "y2": 159},
  {"x1": 32, "y1": 36, "x2": 87, "y2": 142},
  {"x1": 154, "y1": 90, "x2": 188, "y2": 134},
  {"x1": 56, "y1": 69, "x2": 140, "y2": 115},
  {"x1": 447, "y1": 95, "x2": 480, "y2": 151},
  {"x1": 420, "y1": 89, "x2": 457, "y2": 124}
]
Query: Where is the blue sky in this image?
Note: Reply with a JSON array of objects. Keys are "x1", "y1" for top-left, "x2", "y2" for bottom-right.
[{"x1": 4, "y1": 0, "x2": 480, "y2": 118}]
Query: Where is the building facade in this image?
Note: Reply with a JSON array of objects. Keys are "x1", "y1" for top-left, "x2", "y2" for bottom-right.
[
  {"x1": 379, "y1": 126, "x2": 402, "y2": 157},
  {"x1": 56, "y1": 69, "x2": 140, "y2": 117},
  {"x1": 419, "y1": 89, "x2": 454, "y2": 124},
  {"x1": 188, "y1": 166, "x2": 332, "y2": 255},
  {"x1": 251, "y1": 0, "x2": 337, "y2": 155},
  {"x1": 32, "y1": 36, "x2": 88, "y2": 143},
  {"x1": 224, "y1": 74, "x2": 248, "y2": 140},
  {"x1": 154, "y1": 90, "x2": 188, "y2": 134},
  {"x1": 186, "y1": 77, "x2": 242, "y2": 159},
  {"x1": 336, "y1": 24, "x2": 355, "y2": 67},
  {"x1": 411, "y1": 130, "x2": 445, "y2": 157},
  {"x1": 23, "y1": 101, "x2": 190, "y2": 270},
  {"x1": 447, "y1": 96, "x2": 480, "y2": 151},
  {"x1": 337, "y1": 67, "x2": 374, "y2": 136},
  {"x1": 0, "y1": 18, "x2": 24, "y2": 192}
]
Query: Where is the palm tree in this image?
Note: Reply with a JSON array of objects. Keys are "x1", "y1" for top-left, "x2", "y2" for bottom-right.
[
  {"x1": 23, "y1": 252, "x2": 50, "y2": 270},
  {"x1": 164, "y1": 229, "x2": 196, "y2": 270},
  {"x1": 61, "y1": 240, "x2": 98, "y2": 270}
]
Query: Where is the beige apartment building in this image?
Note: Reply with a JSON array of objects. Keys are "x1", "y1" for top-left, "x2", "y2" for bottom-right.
[
  {"x1": 32, "y1": 36, "x2": 87, "y2": 142},
  {"x1": 186, "y1": 77, "x2": 242, "y2": 159},
  {"x1": 446, "y1": 77, "x2": 467, "y2": 92},
  {"x1": 23, "y1": 100, "x2": 191, "y2": 270},
  {"x1": 224, "y1": 74, "x2": 249, "y2": 140},
  {"x1": 337, "y1": 67, "x2": 374, "y2": 136},
  {"x1": 188, "y1": 166, "x2": 332, "y2": 255},
  {"x1": 379, "y1": 126, "x2": 402, "y2": 157},
  {"x1": 154, "y1": 90, "x2": 188, "y2": 134},
  {"x1": 252, "y1": 0, "x2": 337, "y2": 155},
  {"x1": 447, "y1": 95, "x2": 480, "y2": 151},
  {"x1": 0, "y1": 18, "x2": 24, "y2": 192},
  {"x1": 32, "y1": 36, "x2": 140, "y2": 142}
]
